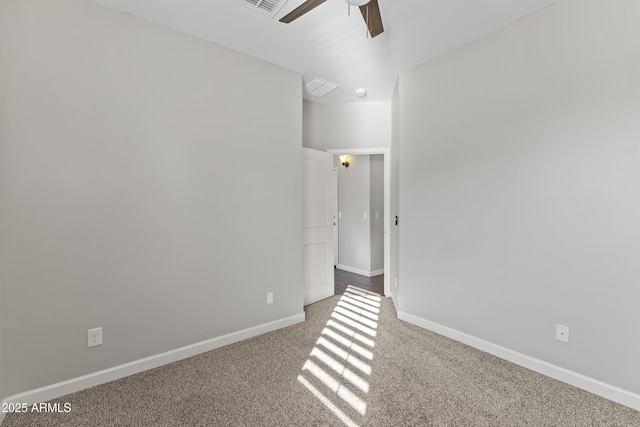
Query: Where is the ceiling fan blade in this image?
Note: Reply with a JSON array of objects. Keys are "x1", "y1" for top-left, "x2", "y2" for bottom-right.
[
  {"x1": 279, "y1": 0, "x2": 327, "y2": 24},
  {"x1": 359, "y1": 0, "x2": 384, "y2": 38}
]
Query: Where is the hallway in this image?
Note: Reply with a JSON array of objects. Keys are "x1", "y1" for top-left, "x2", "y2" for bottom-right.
[{"x1": 334, "y1": 269, "x2": 384, "y2": 296}]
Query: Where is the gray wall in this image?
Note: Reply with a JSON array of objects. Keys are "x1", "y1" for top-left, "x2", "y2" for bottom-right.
[
  {"x1": 0, "y1": 299, "x2": 4, "y2": 401},
  {"x1": 0, "y1": 0, "x2": 303, "y2": 398},
  {"x1": 369, "y1": 155, "x2": 384, "y2": 272},
  {"x1": 302, "y1": 100, "x2": 324, "y2": 151},
  {"x1": 398, "y1": 0, "x2": 640, "y2": 395},
  {"x1": 303, "y1": 100, "x2": 391, "y2": 151}
]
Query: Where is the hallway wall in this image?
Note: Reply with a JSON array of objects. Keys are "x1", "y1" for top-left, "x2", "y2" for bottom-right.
[{"x1": 338, "y1": 155, "x2": 384, "y2": 276}]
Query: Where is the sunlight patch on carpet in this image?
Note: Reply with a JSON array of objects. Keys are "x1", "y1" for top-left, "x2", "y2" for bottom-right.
[{"x1": 298, "y1": 286, "x2": 383, "y2": 426}]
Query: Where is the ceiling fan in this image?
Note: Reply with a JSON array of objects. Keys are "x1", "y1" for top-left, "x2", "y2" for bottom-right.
[{"x1": 279, "y1": 0, "x2": 384, "y2": 38}]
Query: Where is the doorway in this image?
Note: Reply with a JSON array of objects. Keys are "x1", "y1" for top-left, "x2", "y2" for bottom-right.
[{"x1": 328, "y1": 148, "x2": 391, "y2": 296}]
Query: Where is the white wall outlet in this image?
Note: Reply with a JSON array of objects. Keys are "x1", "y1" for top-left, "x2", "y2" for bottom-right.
[
  {"x1": 556, "y1": 324, "x2": 570, "y2": 343},
  {"x1": 363, "y1": 212, "x2": 368, "y2": 220},
  {"x1": 375, "y1": 211, "x2": 380, "y2": 220},
  {"x1": 338, "y1": 212, "x2": 342, "y2": 219},
  {"x1": 394, "y1": 277, "x2": 398, "y2": 289},
  {"x1": 88, "y1": 327, "x2": 102, "y2": 347},
  {"x1": 267, "y1": 292, "x2": 274, "y2": 305}
]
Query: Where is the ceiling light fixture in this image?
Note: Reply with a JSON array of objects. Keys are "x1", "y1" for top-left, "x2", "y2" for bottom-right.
[
  {"x1": 346, "y1": 0, "x2": 371, "y2": 6},
  {"x1": 339, "y1": 155, "x2": 350, "y2": 168},
  {"x1": 355, "y1": 88, "x2": 367, "y2": 97},
  {"x1": 346, "y1": 0, "x2": 370, "y2": 17}
]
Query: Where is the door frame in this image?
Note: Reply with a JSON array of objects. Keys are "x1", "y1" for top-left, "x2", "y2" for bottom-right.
[{"x1": 328, "y1": 147, "x2": 391, "y2": 297}]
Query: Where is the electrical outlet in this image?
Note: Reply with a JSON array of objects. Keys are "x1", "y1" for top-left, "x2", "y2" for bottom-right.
[
  {"x1": 556, "y1": 324, "x2": 569, "y2": 343},
  {"x1": 267, "y1": 292, "x2": 274, "y2": 305},
  {"x1": 88, "y1": 327, "x2": 102, "y2": 347},
  {"x1": 394, "y1": 277, "x2": 398, "y2": 289}
]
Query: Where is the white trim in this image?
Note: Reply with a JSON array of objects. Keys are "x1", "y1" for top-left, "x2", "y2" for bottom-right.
[
  {"x1": 382, "y1": 150, "x2": 391, "y2": 297},
  {"x1": 328, "y1": 148, "x2": 391, "y2": 297},
  {"x1": 397, "y1": 310, "x2": 640, "y2": 411},
  {"x1": 336, "y1": 264, "x2": 383, "y2": 278},
  {"x1": 0, "y1": 312, "x2": 305, "y2": 409}
]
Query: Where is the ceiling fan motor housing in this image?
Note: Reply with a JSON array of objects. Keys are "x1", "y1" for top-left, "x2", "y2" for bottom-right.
[{"x1": 346, "y1": 0, "x2": 371, "y2": 6}]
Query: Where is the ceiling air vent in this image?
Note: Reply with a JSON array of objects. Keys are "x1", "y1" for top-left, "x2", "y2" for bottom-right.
[
  {"x1": 236, "y1": 0, "x2": 288, "y2": 18},
  {"x1": 304, "y1": 77, "x2": 339, "y2": 98}
]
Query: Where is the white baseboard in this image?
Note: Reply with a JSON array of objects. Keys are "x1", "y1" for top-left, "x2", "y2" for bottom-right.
[
  {"x1": 0, "y1": 312, "x2": 305, "y2": 412},
  {"x1": 397, "y1": 310, "x2": 640, "y2": 412},
  {"x1": 336, "y1": 265, "x2": 384, "y2": 278}
]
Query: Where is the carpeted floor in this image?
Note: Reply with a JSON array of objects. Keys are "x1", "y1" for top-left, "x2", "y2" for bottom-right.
[{"x1": 4, "y1": 286, "x2": 640, "y2": 426}]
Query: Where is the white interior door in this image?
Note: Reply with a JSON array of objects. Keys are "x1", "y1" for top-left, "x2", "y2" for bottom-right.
[{"x1": 303, "y1": 148, "x2": 335, "y2": 305}]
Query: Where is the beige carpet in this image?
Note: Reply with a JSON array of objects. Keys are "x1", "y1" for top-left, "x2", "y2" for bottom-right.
[{"x1": 4, "y1": 286, "x2": 640, "y2": 426}]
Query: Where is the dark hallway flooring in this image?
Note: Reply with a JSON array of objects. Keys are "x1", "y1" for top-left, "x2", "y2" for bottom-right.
[{"x1": 334, "y1": 268, "x2": 384, "y2": 296}]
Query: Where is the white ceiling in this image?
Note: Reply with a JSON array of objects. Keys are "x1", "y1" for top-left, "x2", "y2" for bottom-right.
[{"x1": 92, "y1": 0, "x2": 558, "y2": 104}]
